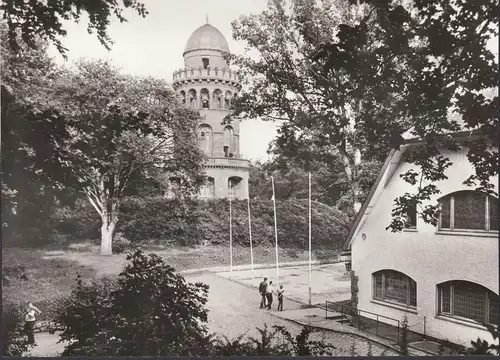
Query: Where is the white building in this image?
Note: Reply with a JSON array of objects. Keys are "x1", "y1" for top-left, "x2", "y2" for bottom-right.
[{"x1": 343, "y1": 130, "x2": 498, "y2": 347}]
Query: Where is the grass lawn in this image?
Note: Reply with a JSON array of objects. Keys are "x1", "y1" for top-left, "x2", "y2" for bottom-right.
[{"x1": 3, "y1": 241, "x2": 338, "y2": 318}]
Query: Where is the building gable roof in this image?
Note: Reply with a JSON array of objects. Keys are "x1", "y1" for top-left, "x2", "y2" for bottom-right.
[{"x1": 342, "y1": 129, "x2": 488, "y2": 251}]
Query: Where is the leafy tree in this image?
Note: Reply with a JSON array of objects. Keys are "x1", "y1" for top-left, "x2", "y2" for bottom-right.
[
  {"x1": 0, "y1": 26, "x2": 73, "y2": 243},
  {"x1": 249, "y1": 151, "x2": 380, "y2": 217},
  {"x1": 1, "y1": 0, "x2": 147, "y2": 56},
  {"x1": 229, "y1": 0, "x2": 498, "y2": 231},
  {"x1": 54, "y1": 250, "x2": 212, "y2": 356},
  {"x1": 46, "y1": 60, "x2": 204, "y2": 254}
]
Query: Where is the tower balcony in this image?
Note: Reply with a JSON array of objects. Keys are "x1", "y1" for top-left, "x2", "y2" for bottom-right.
[
  {"x1": 204, "y1": 156, "x2": 250, "y2": 170},
  {"x1": 172, "y1": 67, "x2": 241, "y2": 90}
]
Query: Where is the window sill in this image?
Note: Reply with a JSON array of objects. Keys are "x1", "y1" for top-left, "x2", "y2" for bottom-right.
[
  {"x1": 370, "y1": 299, "x2": 418, "y2": 314},
  {"x1": 435, "y1": 230, "x2": 498, "y2": 238},
  {"x1": 403, "y1": 228, "x2": 418, "y2": 232},
  {"x1": 435, "y1": 315, "x2": 496, "y2": 331}
]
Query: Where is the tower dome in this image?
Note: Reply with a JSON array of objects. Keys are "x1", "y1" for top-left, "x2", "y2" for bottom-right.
[{"x1": 183, "y1": 23, "x2": 230, "y2": 55}]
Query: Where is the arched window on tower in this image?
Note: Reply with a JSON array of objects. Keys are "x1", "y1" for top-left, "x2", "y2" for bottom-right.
[
  {"x1": 225, "y1": 91, "x2": 232, "y2": 109},
  {"x1": 188, "y1": 89, "x2": 197, "y2": 109},
  {"x1": 197, "y1": 124, "x2": 213, "y2": 155},
  {"x1": 201, "y1": 177, "x2": 215, "y2": 199},
  {"x1": 180, "y1": 90, "x2": 186, "y2": 105},
  {"x1": 223, "y1": 126, "x2": 233, "y2": 157},
  {"x1": 213, "y1": 89, "x2": 222, "y2": 109},
  {"x1": 202, "y1": 58, "x2": 209, "y2": 69},
  {"x1": 228, "y1": 176, "x2": 242, "y2": 200},
  {"x1": 201, "y1": 88, "x2": 210, "y2": 109}
]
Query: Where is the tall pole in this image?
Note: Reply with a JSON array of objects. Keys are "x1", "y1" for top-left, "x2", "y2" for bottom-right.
[
  {"x1": 247, "y1": 196, "x2": 255, "y2": 280},
  {"x1": 308, "y1": 172, "x2": 312, "y2": 306},
  {"x1": 271, "y1": 176, "x2": 279, "y2": 285},
  {"x1": 229, "y1": 196, "x2": 233, "y2": 279}
]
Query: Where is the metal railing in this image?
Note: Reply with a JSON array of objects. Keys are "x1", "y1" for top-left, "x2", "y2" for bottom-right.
[{"x1": 325, "y1": 300, "x2": 401, "y2": 344}]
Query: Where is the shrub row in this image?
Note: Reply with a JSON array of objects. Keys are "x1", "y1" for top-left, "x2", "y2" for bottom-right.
[{"x1": 51, "y1": 197, "x2": 350, "y2": 250}]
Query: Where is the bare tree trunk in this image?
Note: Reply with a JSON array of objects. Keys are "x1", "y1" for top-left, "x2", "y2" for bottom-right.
[
  {"x1": 100, "y1": 211, "x2": 116, "y2": 255},
  {"x1": 343, "y1": 148, "x2": 362, "y2": 214}
]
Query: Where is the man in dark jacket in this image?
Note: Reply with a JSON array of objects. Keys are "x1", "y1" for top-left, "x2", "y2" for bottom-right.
[{"x1": 259, "y1": 277, "x2": 268, "y2": 309}]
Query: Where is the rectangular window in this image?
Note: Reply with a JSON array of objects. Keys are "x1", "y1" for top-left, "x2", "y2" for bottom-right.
[
  {"x1": 409, "y1": 279, "x2": 417, "y2": 307},
  {"x1": 489, "y1": 196, "x2": 498, "y2": 231},
  {"x1": 438, "y1": 281, "x2": 498, "y2": 325},
  {"x1": 440, "y1": 199, "x2": 451, "y2": 229},
  {"x1": 373, "y1": 271, "x2": 416, "y2": 307},
  {"x1": 454, "y1": 192, "x2": 485, "y2": 230},
  {"x1": 489, "y1": 293, "x2": 500, "y2": 325},
  {"x1": 453, "y1": 282, "x2": 485, "y2": 323},
  {"x1": 441, "y1": 284, "x2": 451, "y2": 313},
  {"x1": 385, "y1": 272, "x2": 407, "y2": 304},
  {"x1": 405, "y1": 203, "x2": 417, "y2": 229},
  {"x1": 375, "y1": 273, "x2": 383, "y2": 299}
]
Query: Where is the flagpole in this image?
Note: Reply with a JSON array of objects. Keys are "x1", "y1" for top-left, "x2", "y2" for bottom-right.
[
  {"x1": 229, "y1": 196, "x2": 233, "y2": 279},
  {"x1": 271, "y1": 176, "x2": 279, "y2": 285},
  {"x1": 247, "y1": 196, "x2": 255, "y2": 280},
  {"x1": 308, "y1": 172, "x2": 312, "y2": 306}
]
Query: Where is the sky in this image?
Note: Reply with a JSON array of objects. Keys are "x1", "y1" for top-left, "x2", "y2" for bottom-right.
[{"x1": 47, "y1": 0, "x2": 278, "y2": 163}]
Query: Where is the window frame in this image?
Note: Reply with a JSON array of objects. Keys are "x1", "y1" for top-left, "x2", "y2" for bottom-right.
[
  {"x1": 404, "y1": 202, "x2": 418, "y2": 230},
  {"x1": 372, "y1": 270, "x2": 417, "y2": 308},
  {"x1": 438, "y1": 191, "x2": 498, "y2": 233},
  {"x1": 437, "y1": 281, "x2": 499, "y2": 326},
  {"x1": 202, "y1": 57, "x2": 209, "y2": 69}
]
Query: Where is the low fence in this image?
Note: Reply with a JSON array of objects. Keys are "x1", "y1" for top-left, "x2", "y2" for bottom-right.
[{"x1": 325, "y1": 301, "x2": 428, "y2": 348}]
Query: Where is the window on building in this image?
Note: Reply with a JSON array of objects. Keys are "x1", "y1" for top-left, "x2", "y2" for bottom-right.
[
  {"x1": 223, "y1": 126, "x2": 233, "y2": 157},
  {"x1": 438, "y1": 281, "x2": 499, "y2": 325},
  {"x1": 438, "y1": 191, "x2": 498, "y2": 231},
  {"x1": 202, "y1": 58, "x2": 209, "y2": 69},
  {"x1": 201, "y1": 177, "x2": 215, "y2": 199},
  {"x1": 228, "y1": 177, "x2": 242, "y2": 200},
  {"x1": 405, "y1": 202, "x2": 417, "y2": 229},
  {"x1": 373, "y1": 270, "x2": 417, "y2": 307}
]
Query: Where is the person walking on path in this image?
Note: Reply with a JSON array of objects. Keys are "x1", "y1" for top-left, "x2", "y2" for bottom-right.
[
  {"x1": 277, "y1": 285, "x2": 284, "y2": 311},
  {"x1": 259, "y1": 277, "x2": 268, "y2": 309},
  {"x1": 24, "y1": 302, "x2": 41, "y2": 345},
  {"x1": 266, "y1": 281, "x2": 274, "y2": 310}
]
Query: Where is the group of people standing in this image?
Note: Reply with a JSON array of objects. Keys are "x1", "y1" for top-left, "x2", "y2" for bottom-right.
[
  {"x1": 258, "y1": 277, "x2": 284, "y2": 311},
  {"x1": 24, "y1": 302, "x2": 42, "y2": 345}
]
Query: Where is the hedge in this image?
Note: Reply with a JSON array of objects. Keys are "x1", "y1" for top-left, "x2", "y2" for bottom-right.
[{"x1": 51, "y1": 197, "x2": 350, "y2": 250}]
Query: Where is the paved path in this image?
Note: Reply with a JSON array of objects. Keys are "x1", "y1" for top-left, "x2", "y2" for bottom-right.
[
  {"x1": 216, "y1": 263, "x2": 351, "y2": 306},
  {"x1": 24, "y1": 272, "x2": 397, "y2": 357}
]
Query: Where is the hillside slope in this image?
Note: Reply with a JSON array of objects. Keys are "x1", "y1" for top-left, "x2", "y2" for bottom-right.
[{"x1": 53, "y1": 197, "x2": 350, "y2": 250}]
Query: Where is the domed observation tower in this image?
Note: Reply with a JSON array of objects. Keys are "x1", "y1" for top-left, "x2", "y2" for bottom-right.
[{"x1": 171, "y1": 21, "x2": 250, "y2": 199}]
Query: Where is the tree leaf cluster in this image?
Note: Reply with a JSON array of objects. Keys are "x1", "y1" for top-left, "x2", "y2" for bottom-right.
[{"x1": 229, "y1": 0, "x2": 498, "y2": 231}]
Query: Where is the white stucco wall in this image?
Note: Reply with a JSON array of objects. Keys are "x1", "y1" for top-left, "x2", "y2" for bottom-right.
[{"x1": 351, "y1": 147, "x2": 499, "y2": 347}]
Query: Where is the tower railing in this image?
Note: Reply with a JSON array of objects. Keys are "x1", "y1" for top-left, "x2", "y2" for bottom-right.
[
  {"x1": 173, "y1": 67, "x2": 241, "y2": 85},
  {"x1": 205, "y1": 157, "x2": 250, "y2": 168}
]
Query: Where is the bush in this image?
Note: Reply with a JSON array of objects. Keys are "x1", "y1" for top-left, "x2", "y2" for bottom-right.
[
  {"x1": 211, "y1": 324, "x2": 336, "y2": 356},
  {"x1": 2, "y1": 302, "x2": 30, "y2": 356},
  {"x1": 54, "y1": 249, "x2": 211, "y2": 356},
  {"x1": 52, "y1": 197, "x2": 349, "y2": 251},
  {"x1": 112, "y1": 233, "x2": 131, "y2": 254}
]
